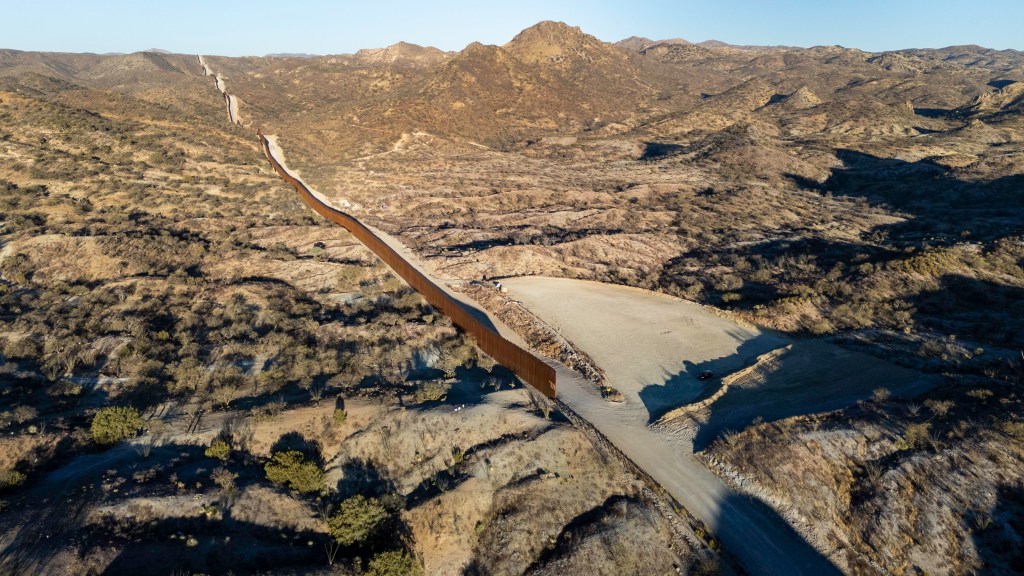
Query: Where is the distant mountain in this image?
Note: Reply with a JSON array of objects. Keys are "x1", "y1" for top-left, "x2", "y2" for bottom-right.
[
  {"x1": 615, "y1": 36, "x2": 689, "y2": 52},
  {"x1": 640, "y1": 42, "x2": 713, "y2": 62},
  {"x1": 355, "y1": 41, "x2": 449, "y2": 67},
  {"x1": 697, "y1": 40, "x2": 795, "y2": 51},
  {"x1": 502, "y1": 20, "x2": 630, "y2": 67}
]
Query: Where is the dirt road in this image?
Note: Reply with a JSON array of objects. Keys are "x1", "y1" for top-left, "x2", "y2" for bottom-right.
[
  {"x1": 258, "y1": 135, "x2": 841, "y2": 574},
  {"x1": 197, "y1": 56, "x2": 240, "y2": 125},
  {"x1": 503, "y1": 276, "x2": 789, "y2": 421}
]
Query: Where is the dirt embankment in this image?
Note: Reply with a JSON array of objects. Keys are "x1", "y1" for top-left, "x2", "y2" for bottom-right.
[{"x1": 458, "y1": 282, "x2": 607, "y2": 388}]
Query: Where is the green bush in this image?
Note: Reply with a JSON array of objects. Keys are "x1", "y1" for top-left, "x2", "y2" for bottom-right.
[
  {"x1": 334, "y1": 408, "x2": 347, "y2": 426},
  {"x1": 90, "y1": 406, "x2": 143, "y2": 446},
  {"x1": 413, "y1": 380, "x2": 450, "y2": 404},
  {"x1": 205, "y1": 438, "x2": 232, "y2": 461},
  {"x1": 328, "y1": 494, "x2": 390, "y2": 546},
  {"x1": 0, "y1": 469, "x2": 26, "y2": 492},
  {"x1": 264, "y1": 450, "x2": 323, "y2": 494},
  {"x1": 367, "y1": 550, "x2": 422, "y2": 576}
]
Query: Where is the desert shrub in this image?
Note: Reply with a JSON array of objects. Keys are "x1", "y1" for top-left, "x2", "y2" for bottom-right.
[
  {"x1": 367, "y1": 550, "x2": 422, "y2": 576},
  {"x1": 966, "y1": 389, "x2": 993, "y2": 400},
  {"x1": 90, "y1": 406, "x2": 142, "y2": 445},
  {"x1": 205, "y1": 438, "x2": 232, "y2": 461},
  {"x1": 925, "y1": 398, "x2": 955, "y2": 417},
  {"x1": 334, "y1": 408, "x2": 347, "y2": 425},
  {"x1": 871, "y1": 387, "x2": 891, "y2": 402},
  {"x1": 436, "y1": 338, "x2": 476, "y2": 377},
  {"x1": 689, "y1": 556, "x2": 720, "y2": 576},
  {"x1": 168, "y1": 358, "x2": 207, "y2": 395},
  {"x1": 10, "y1": 405, "x2": 38, "y2": 425},
  {"x1": 328, "y1": 494, "x2": 390, "y2": 546},
  {"x1": 413, "y1": 380, "x2": 450, "y2": 403},
  {"x1": 211, "y1": 467, "x2": 238, "y2": 493},
  {"x1": 3, "y1": 337, "x2": 40, "y2": 359},
  {"x1": 0, "y1": 470, "x2": 26, "y2": 492},
  {"x1": 903, "y1": 422, "x2": 932, "y2": 450},
  {"x1": 999, "y1": 420, "x2": 1024, "y2": 440},
  {"x1": 264, "y1": 450, "x2": 323, "y2": 494}
]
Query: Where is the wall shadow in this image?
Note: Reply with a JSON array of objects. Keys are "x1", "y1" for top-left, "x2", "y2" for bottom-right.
[{"x1": 712, "y1": 490, "x2": 843, "y2": 575}]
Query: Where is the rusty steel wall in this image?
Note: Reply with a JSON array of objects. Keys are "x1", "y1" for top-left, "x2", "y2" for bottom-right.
[{"x1": 257, "y1": 131, "x2": 557, "y2": 398}]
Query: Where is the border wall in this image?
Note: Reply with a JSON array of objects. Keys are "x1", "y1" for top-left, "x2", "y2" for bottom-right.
[{"x1": 257, "y1": 130, "x2": 557, "y2": 398}]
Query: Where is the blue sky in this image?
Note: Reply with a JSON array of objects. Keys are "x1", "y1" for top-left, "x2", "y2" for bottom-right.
[{"x1": 3, "y1": 0, "x2": 1021, "y2": 56}]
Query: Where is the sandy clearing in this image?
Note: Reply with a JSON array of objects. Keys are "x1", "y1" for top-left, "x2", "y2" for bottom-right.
[{"x1": 502, "y1": 276, "x2": 789, "y2": 421}]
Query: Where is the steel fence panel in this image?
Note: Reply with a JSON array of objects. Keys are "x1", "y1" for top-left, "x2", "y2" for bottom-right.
[{"x1": 258, "y1": 131, "x2": 557, "y2": 397}]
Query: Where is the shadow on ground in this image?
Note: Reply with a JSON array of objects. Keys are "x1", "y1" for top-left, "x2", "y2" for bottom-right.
[
  {"x1": 712, "y1": 490, "x2": 844, "y2": 575},
  {"x1": 910, "y1": 273, "x2": 1024, "y2": 351},
  {"x1": 821, "y1": 149, "x2": 1024, "y2": 244},
  {"x1": 638, "y1": 335, "x2": 783, "y2": 422},
  {"x1": 966, "y1": 483, "x2": 1024, "y2": 574},
  {"x1": 688, "y1": 340, "x2": 938, "y2": 451}
]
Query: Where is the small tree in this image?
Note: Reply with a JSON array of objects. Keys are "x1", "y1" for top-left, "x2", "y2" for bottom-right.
[
  {"x1": 904, "y1": 422, "x2": 932, "y2": 450},
  {"x1": 0, "y1": 469, "x2": 26, "y2": 492},
  {"x1": 367, "y1": 550, "x2": 422, "y2": 576},
  {"x1": 264, "y1": 450, "x2": 323, "y2": 494},
  {"x1": 328, "y1": 494, "x2": 390, "y2": 546},
  {"x1": 205, "y1": 438, "x2": 232, "y2": 461},
  {"x1": 211, "y1": 466, "x2": 238, "y2": 493},
  {"x1": 91, "y1": 406, "x2": 142, "y2": 446}
]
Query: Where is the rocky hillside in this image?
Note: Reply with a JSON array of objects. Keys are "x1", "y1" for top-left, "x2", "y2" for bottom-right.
[
  {"x1": 0, "y1": 19, "x2": 1023, "y2": 576},
  {"x1": 0, "y1": 43, "x2": 706, "y2": 576}
]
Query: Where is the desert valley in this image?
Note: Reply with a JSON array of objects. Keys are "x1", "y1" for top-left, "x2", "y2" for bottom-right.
[{"x1": 0, "y1": 17, "x2": 1022, "y2": 576}]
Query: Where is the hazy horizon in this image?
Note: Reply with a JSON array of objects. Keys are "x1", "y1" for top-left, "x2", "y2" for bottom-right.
[{"x1": 2, "y1": 0, "x2": 1023, "y2": 57}]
